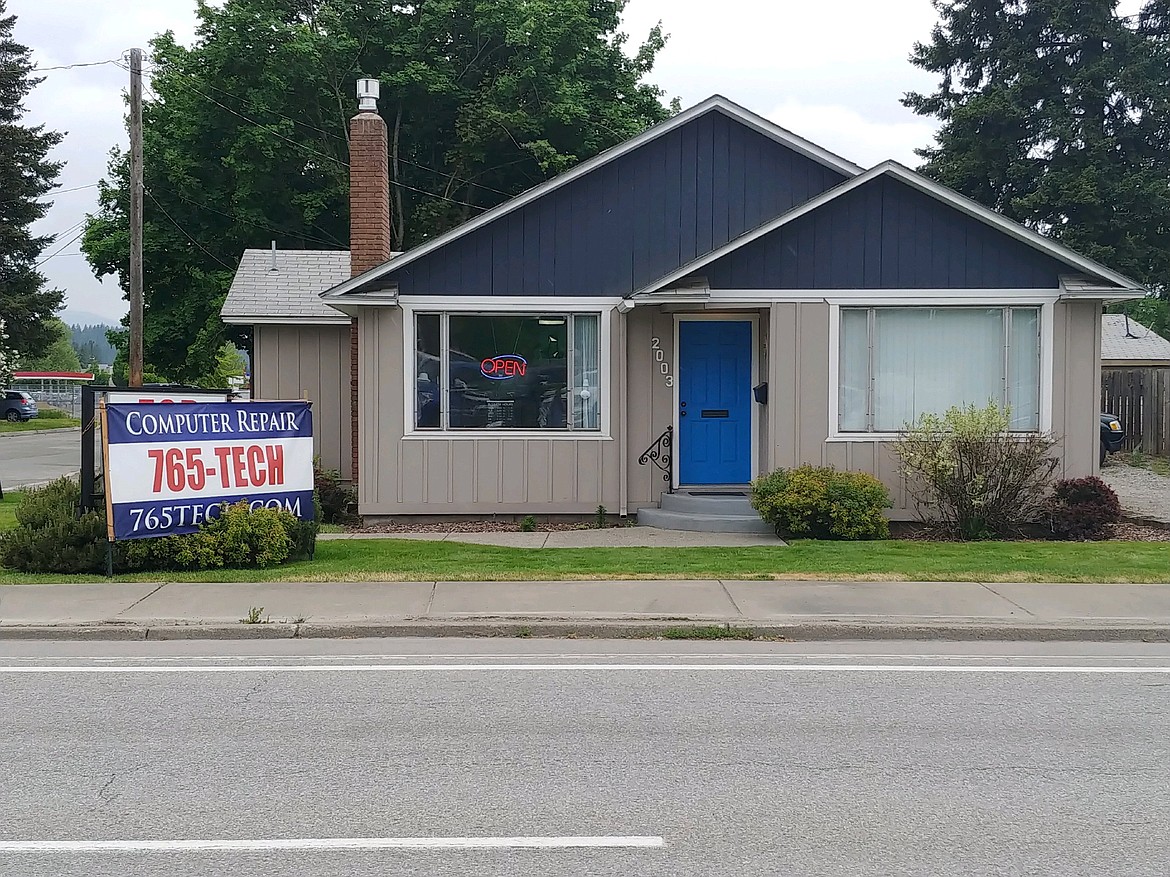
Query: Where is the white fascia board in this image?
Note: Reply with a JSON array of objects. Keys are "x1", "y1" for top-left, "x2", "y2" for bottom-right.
[
  {"x1": 633, "y1": 160, "x2": 1148, "y2": 298},
  {"x1": 694, "y1": 288, "x2": 1065, "y2": 305},
  {"x1": 1059, "y1": 290, "x2": 1145, "y2": 303},
  {"x1": 222, "y1": 315, "x2": 352, "y2": 325},
  {"x1": 320, "y1": 95, "x2": 864, "y2": 302},
  {"x1": 397, "y1": 295, "x2": 623, "y2": 311}
]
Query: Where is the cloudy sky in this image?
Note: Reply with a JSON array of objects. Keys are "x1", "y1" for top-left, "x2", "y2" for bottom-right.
[{"x1": 8, "y1": 0, "x2": 1140, "y2": 324}]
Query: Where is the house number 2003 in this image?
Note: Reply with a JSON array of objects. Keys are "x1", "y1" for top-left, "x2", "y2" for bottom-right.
[{"x1": 650, "y1": 337, "x2": 673, "y2": 388}]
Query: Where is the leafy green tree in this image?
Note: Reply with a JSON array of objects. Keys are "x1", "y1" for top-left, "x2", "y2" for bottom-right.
[
  {"x1": 904, "y1": 0, "x2": 1170, "y2": 292},
  {"x1": 83, "y1": 0, "x2": 671, "y2": 383},
  {"x1": 23, "y1": 318, "x2": 82, "y2": 372},
  {"x1": 0, "y1": 0, "x2": 65, "y2": 359}
]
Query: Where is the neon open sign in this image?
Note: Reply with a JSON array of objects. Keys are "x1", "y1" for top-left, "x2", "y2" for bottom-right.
[{"x1": 480, "y1": 354, "x2": 527, "y2": 380}]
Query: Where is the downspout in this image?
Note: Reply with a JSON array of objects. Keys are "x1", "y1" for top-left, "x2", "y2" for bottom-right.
[{"x1": 618, "y1": 306, "x2": 629, "y2": 518}]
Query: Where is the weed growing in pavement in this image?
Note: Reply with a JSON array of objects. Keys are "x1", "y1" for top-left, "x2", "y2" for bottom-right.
[
  {"x1": 660, "y1": 625, "x2": 758, "y2": 641},
  {"x1": 516, "y1": 625, "x2": 533, "y2": 638},
  {"x1": 240, "y1": 606, "x2": 268, "y2": 624}
]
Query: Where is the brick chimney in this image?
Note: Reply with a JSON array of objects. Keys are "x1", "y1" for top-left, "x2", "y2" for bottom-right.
[{"x1": 348, "y1": 78, "x2": 391, "y2": 484}]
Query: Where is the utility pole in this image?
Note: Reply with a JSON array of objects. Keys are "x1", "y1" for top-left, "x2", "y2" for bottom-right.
[{"x1": 128, "y1": 47, "x2": 144, "y2": 388}]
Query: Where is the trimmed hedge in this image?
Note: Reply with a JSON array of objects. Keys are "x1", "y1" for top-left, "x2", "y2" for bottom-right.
[{"x1": 750, "y1": 465, "x2": 891, "y2": 540}]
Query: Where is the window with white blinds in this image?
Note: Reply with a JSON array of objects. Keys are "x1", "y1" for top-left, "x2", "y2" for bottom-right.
[{"x1": 839, "y1": 307, "x2": 1041, "y2": 433}]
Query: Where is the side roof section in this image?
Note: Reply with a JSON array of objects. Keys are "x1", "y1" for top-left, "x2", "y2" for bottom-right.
[
  {"x1": 322, "y1": 95, "x2": 862, "y2": 300},
  {"x1": 224, "y1": 250, "x2": 351, "y2": 324}
]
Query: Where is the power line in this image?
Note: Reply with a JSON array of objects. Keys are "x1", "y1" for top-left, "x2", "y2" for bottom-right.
[
  {"x1": 162, "y1": 185, "x2": 348, "y2": 250},
  {"x1": 145, "y1": 189, "x2": 235, "y2": 270},
  {"x1": 134, "y1": 59, "x2": 492, "y2": 211},
  {"x1": 0, "y1": 183, "x2": 100, "y2": 207},
  {"x1": 144, "y1": 57, "x2": 516, "y2": 199},
  {"x1": 33, "y1": 58, "x2": 122, "y2": 72},
  {"x1": 36, "y1": 227, "x2": 87, "y2": 268}
]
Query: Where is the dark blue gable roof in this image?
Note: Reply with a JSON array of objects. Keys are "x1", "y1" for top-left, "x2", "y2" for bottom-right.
[
  {"x1": 391, "y1": 108, "x2": 849, "y2": 297},
  {"x1": 704, "y1": 175, "x2": 1067, "y2": 290}
]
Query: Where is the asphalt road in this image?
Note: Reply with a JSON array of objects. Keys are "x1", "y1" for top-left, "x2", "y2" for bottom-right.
[
  {"x1": 0, "y1": 429, "x2": 81, "y2": 488},
  {"x1": 1, "y1": 638, "x2": 1168, "y2": 876}
]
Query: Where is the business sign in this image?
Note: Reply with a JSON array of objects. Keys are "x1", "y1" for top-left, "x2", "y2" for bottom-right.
[
  {"x1": 480, "y1": 354, "x2": 527, "y2": 380},
  {"x1": 101, "y1": 401, "x2": 314, "y2": 541},
  {"x1": 105, "y1": 390, "x2": 233, "y2": 405}
]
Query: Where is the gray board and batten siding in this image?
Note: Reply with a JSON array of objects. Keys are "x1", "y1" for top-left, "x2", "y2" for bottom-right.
[
  {"x1": 386, "y1": 108, "x2": 849, "y2": 298},
  {"x1": 252, "y1": 324, "x2": 353, "y2": 478},
  {"x1": 704, "y1": 176, "x2": 1067, "y2": 290},
  {"x1": 357, "y1": 299, "x2": 1104, "y2": 518}
]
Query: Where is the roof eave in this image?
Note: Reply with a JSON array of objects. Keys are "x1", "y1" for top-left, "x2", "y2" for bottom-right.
[
  {"x1": 1058, "y1": 290, "x2": 1146, "y2": 303},
  {"x1": 222, "y1": 315, "x2": 354, "y2": 326}
]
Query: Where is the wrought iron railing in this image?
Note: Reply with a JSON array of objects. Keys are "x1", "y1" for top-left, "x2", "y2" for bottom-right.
[{"x1": 637, "y1": 425, "x2": 673, "y2": 493}]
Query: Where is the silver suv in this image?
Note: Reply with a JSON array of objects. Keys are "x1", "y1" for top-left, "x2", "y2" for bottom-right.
[{"x1": 1, "y1": 391, "x2": 38, "y2": 422}]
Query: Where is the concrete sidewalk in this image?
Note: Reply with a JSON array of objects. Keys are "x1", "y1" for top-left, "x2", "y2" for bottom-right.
[{"x1": 3, "y1": 579, "x2": 1170, "y2": 641}]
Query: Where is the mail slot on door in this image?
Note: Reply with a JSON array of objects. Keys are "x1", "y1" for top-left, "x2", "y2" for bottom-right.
[{"x1": 700, "y1": 409, "x2": 730, "y2": 418}]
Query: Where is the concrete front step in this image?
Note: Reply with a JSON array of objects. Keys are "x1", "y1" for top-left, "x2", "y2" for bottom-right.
[
  {"x1": 660, "y1": 491, "x2": 756, "y2": 516},
  {"x1": 637, "y1": 506, "x2": 773, "y2": 535}
]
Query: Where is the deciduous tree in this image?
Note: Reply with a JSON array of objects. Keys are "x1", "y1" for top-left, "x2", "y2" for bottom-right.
[{"x1": 83, "y1": 0, "x2": 671, "y2": 382}]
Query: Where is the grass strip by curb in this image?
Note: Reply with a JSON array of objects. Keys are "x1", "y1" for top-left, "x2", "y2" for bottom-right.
[{"x1": 0, "y1": 538, "x2": 1168, "y2": 584}]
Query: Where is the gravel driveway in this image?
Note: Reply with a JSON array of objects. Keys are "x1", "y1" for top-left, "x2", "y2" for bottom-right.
[{"x1": 1101, "y1": 462, "x2": 1170, "y2": 524}]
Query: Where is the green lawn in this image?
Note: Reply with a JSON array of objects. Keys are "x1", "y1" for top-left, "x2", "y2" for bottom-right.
[
  {"x1": 0, "y1": 492, "x2": 19, "y2": 530},
  {"x1": 0, "y1": 537, "x2": 1167, "y2": 584},
  {"x1": 0, "y1": 417, "x2": 80, "y2": 432}
]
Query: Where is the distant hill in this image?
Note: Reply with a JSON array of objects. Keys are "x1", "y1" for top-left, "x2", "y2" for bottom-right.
[
  {"x1": 69, "y1": 323, "x2": 117, "y2": 366},
  {"x1": 63, "y1": 309, "x2": 123, "y2": 328}
]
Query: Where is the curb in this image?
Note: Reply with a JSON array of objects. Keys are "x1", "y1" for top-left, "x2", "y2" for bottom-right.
[
  {"x1": 0, "y1": 619, "x2": 1168, "y2": 643},
  {"x1": 0, "y1": 426, "x2": 81, "y2": 438}
]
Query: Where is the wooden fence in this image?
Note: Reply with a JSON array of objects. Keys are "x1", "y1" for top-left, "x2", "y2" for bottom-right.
[{"x1": 1101, "y1": 368, "x2": 1170, "y2": 456}]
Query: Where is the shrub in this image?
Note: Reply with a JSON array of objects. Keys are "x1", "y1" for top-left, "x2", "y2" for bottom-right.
[
  {"x1": 0, "y1": 478, "x2": 108, "y2": 573},
  {"x1": 122, "y1": 501, "x2": 318, "y2": 571},
  {"x1": 894, "y1": 403, "x2": 1059, "y2": 539},
  {"x1": 520, "y1": 515, "x2": 537, "y2": 532},
  {"x1": 1047, "y1": 477, "x2": 1122, "y2": 540},
  {"x1": 314, "y1": 462, "x2": 356, "y2": 525},
  {"x1": 750, "y1": 465, "x2": 891, "y2": 540},
  {"x1": 1, "y1": 481, "x2": 319, "y2": 574}
]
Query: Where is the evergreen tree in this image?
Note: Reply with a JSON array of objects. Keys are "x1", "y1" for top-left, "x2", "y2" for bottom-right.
[
  {"x1": 0, "y1": 0, "x2": 64, "y2": 358},
  {"x1": 904, "y1": 0, "x2": 1170, "y2": 291}
]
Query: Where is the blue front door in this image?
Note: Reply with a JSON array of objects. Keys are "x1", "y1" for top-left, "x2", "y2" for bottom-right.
[{"x1": 678, "y1": 320, "x2": 753, "y2": 485}]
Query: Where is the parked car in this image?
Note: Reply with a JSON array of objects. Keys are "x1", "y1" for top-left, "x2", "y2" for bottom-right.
[
  {"x1": 1101, "y1": 412, "x2": 1125, "y2": 465},
  {"x1": 1, "y1": 391, "x2": 37, "y2": 423}
]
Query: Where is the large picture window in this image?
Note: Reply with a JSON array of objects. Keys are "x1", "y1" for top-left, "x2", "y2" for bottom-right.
[
  {"x1": 414, "y1": 313, "x2": 602, "y2": 431},
  {"x1": 838, "y1": 306, "x2": 1041, "y2": 433}
]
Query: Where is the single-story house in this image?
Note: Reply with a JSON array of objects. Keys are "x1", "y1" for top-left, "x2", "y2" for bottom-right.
[
  {"x1": 223, "y1": 90, "x2": 1145, "y2": 527},
  {"x1": 1101, "y1": 314, "x2": 1170, "y2": 368}
]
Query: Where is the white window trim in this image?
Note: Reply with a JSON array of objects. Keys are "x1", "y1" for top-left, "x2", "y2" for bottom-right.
[
  {"x1": 400, "y1": 301, "x2": 614, "y2": 440},
  {"x1": 826, "y1": 299, "x2": 1055, "y2": 442}
]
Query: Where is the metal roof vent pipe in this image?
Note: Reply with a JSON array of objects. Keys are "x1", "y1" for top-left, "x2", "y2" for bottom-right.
[{"x1": 357, "y1": 78, "x2": 379, "y2": 112}]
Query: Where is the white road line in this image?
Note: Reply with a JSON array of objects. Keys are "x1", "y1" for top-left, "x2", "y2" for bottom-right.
[
  {"x1": 3, "y1": 652, "x2": 1162, "y2": 661},
  {"x1": 0, "y1": 663, "x2": 1168, "y2": 674},
  {"x1": 0, "y1": 836, "x2": 666, "y2": 852}
]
